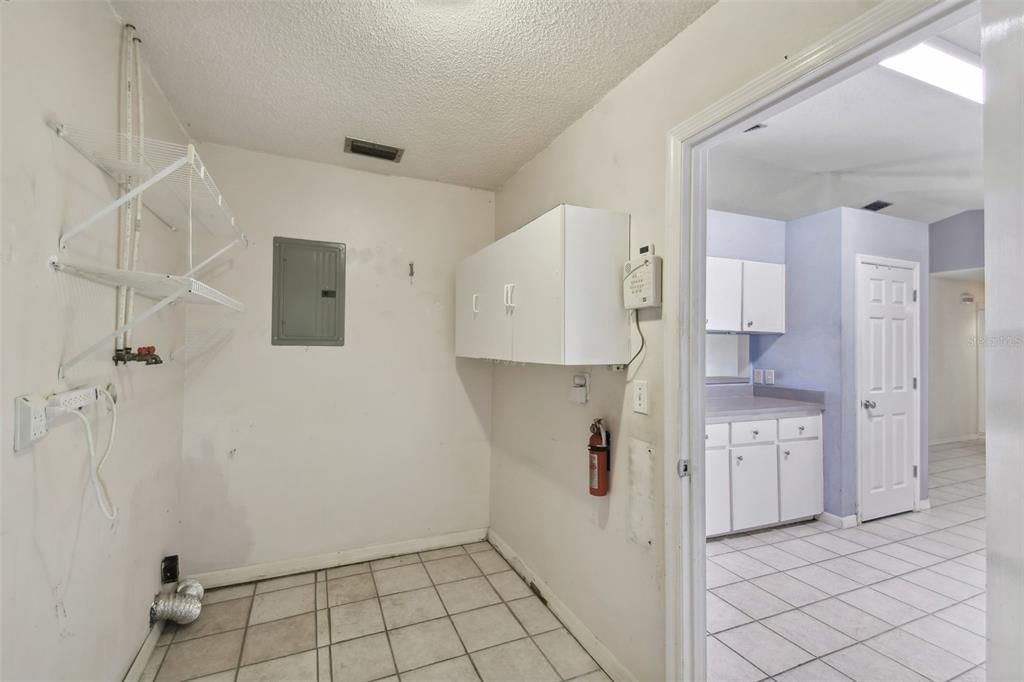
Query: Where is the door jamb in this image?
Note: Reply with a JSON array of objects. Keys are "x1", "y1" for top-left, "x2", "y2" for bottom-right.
[
  {"x1": 662, "y1": 2, "x2": 978, "y2": 680},
  {"x1": 853, "y1": 254, "x2": 923, "y2": 523}
]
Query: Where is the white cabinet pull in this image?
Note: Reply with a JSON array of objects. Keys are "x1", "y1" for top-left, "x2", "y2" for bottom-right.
[
  {"x1": 472, "y1": 293, "x2": 479, "y2": 314},
  {"x1": 798, "y1": 425, "x2": 805, "y2": 433},
  {"x1": 508, "y1": 283, "x2": 516, "y2": 310},
  {"x1": 783, "y1": 449, "x2": 791, "y2": 458}
]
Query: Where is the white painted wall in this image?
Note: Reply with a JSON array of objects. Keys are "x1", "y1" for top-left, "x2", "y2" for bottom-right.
[
  {"x1": 182, "y1": 144, "x2": 495, "y2": 574},
  {"x1": 928, "y1": 276, "x2": 984, "y2": 444},
  {"x1": 705, "y1": 334, "x2": 750, "y2": 378},
  {"x1": 490, "y1": 2, "x2": 881, "y2": 678},
  {"x1": 2, "y1": 3, "x2": 188, "y2": 678},
  {"x1": 981, "y1": 1, "x2": 1024, "y2": 675}
]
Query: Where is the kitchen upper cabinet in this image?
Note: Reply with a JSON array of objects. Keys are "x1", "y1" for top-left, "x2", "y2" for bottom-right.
[
  {"x1": 706, "y1": 257, "x2": 786, "y2": 334},
  {"x1": 707, "y1": 257, "x2": 742, "y2": 331},
  {"x1": 455, "y1": 205, "x2": 629, "y2": 365},
  {"x1": 742, "y1": 260, "x2": 786, "y2": 333}
]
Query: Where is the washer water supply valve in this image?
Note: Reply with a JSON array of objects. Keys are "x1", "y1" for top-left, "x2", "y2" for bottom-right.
[
  {"x1": 151, "y1": 578, "x2": 206, "y2": 626},
  {"x1": 113, "y1": 346, "x2": 163, "y2": 367}
]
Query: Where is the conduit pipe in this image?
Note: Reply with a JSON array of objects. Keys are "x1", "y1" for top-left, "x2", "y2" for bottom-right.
[{"x1": 124, "y1": 30, "x2": 145, "y2": 350}]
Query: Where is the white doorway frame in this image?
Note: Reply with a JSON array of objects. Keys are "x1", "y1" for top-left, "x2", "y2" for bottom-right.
[
  {"x1": 976, "y1": 303, "x2": 985, "y2": 435},
  {"x1": 661, "y1": 1, "x2": 978, "y2": 679},
  {"x1": 853, "y1": 254, "x2": 923, "y2": 523}
]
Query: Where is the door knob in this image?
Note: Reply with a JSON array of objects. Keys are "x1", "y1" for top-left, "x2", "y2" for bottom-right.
[{"x1": 861, "y1": 399, "x2": 877, "y2": 409}]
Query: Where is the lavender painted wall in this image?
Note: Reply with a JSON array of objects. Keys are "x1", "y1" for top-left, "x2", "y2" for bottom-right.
[
  {"x1": 751, "y1": 208, "x2": 930, "y2": 518},
  {"x1": 707, "y1": 209, "x2": 786, "y2": 263},
  {"x1": 751, "y1": 209, "x2": 844, "y2": 515},
  {"x1": 930, "y1": 210, "x2": 984, "y2": 273}
]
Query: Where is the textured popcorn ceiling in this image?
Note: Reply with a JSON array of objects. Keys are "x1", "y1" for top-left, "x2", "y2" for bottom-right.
[{"x1": 113, "y1": 0, "x2": 714, "y2": 189}]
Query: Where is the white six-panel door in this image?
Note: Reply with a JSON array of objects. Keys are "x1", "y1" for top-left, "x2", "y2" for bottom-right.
[{"x1": 857, "y1": 257, "x2": 919, "y2": 521}]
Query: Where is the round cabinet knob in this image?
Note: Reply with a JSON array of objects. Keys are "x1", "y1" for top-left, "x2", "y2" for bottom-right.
[
  {"x1": 705, "y1": 433, "x2": 709, "y2": 440},
  {"x1": 736, "y1": 455, "x2": 744, "y2": 464},
  {"x1": 784, "y1": 450, "x2": 791, "y2": 458},
  {"x1": 798, "y1": 425, "x2": 805, "y2": 433},
  {"x1": 752, "y1": 429, "x2": 759, "y2": 437},
  {"x1": 747, "y1": 321, "x2": 754, "y2": 327}
]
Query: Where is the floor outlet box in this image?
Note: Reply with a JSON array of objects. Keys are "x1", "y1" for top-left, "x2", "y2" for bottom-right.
[
  {"x1": 633, "y1": 380, "x2": 649, "y2": 415},
  {"x1": 14, "y1": 395, "x2": 49, "y2": 451}
]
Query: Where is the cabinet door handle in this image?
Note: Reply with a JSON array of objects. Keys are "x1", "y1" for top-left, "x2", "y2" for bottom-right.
[
  {"x1": 747, "y1": 320, "x2": 754, "y2": 327},
  {"x1": 472, "y1": 293, "x2": 480, "y2": 314},
  {"x1": 705, "y1": 433, "x2": 709, "y2": 440},
  {"x1": 508, "y1": 283, "x2": 516, "y2": 310},
  {"x1": 503, "y1": 284, "x2": 510, "y2": 309},
  {"x1": 783, "y1": 449, "x2": 791, "y2": 458},
  {"x1": 736, "y1": 455, "x2": 744, "y2": 464},
  {"x1": 798, "y1": 425, "x2": 805, "y2": 433},
  {"x1": 752, "y1": 429, "x2": 759, "y2": 437}
]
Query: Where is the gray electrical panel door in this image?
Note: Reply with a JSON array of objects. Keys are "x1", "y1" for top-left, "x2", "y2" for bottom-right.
[{"x1": 272, "y1": 237, "x2": 346, "y2": 346}]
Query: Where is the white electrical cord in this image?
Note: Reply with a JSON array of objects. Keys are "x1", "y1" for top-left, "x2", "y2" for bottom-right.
[{"x1": 61, "y1": 389, "x2": 118, "y2": 521}]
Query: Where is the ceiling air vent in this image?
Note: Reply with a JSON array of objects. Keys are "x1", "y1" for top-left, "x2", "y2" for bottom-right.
[
  {"x1": 344, "y1": 137, "x2": 404, "y2": 163},
  {"x1": 861, "y1": 200, "x2": 893, "y2": 212}
]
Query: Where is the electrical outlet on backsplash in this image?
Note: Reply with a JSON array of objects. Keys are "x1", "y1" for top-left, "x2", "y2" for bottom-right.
[
  {"x1": 765, "y1": 369, "x2": 776, "y2": 385},
  {"x1": 753, "y1": 368, "x2": 764, "y2": 384}
]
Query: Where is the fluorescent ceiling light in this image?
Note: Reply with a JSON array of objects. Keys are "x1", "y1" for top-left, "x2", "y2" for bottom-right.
[{"x1": 880, "y1": 42, "x2": 983, "y2": 103}]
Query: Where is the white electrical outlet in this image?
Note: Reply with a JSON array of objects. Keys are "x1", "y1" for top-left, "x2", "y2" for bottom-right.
[
  {"x1": 48, "y1": 386, "x2": 99, "y2": 411},
  {"x1": 14, "y1": 395, "x2": 49, "y2": 451},
  {"x1": 765, "y1": 369, "x2": 776, "y2": 385},
  {"x1": 633, "y1": 380, "x2": 649, "y2": 415},
  {"x1": 753, "y1": 369, "x2": 764, "y2": 384}
]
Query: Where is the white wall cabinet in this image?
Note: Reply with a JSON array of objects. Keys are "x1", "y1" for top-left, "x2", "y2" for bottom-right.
[
  {"x1": 706, "y1": 414, "x2": 823, "y2": 536},
  {"x1": 456, "y1": 205, "x2": 629, "y2": 365},
  {"x1": 706, "y1": 257, "x2": 786, "y2": 334}
]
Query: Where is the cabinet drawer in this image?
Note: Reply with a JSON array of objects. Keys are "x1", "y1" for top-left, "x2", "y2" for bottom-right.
[
  {"x1": 731, "y1": 420, "x2": 777, "y2": 445},
  {"x1": 705, "y1": 424, "x2": 729, "y2": 449},
  {"x1": 779, "y1": 415, "x2": 821, "y2": 440}
]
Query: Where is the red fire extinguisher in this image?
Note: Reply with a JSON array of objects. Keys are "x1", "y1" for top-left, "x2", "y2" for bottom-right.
[{"x1": 589, "y1": 419, "x2": 610, "y2": 496}]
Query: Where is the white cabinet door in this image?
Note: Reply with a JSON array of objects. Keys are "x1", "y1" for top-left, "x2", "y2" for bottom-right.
[
  {"x1": 478, "y1": 246, "x2": 513, "y2": 360},
  {"x1": 706, "y1": 448, "x2": 731, "y2": 536},
  {"x1": 508, "y1": 209, "x2": 564, "y2": 364},
  {"x1": 779, "y1": 440, "x2": 823, "y2": 521},
  {"x1": 707, "y1": 257, "x2": 742, "y2": 331},
  {"x1": 742, "y1": 261, "x2": 786, "y2": 333},
  {"x1": 731, "y1": 444, "x2": 780, "y2": 530},
  {"x1": 455, "y1": 255, "x2": 484, "y2": 358}
]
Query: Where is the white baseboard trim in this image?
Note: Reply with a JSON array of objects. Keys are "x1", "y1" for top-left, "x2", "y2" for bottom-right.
[
  {"x1": 487, "y1": 530, "x2": 634, "y2": 682},
  {"x1": 916, "y1": 498, "x2": 932, "y2": 511},
  {"x1": 122, "y1": 620, "x2": 164, "y2": 682},
  {"x1": 191, "y1": 527, "x2": 488, "y2": 588},
  {"x1": 817, "y1": 512, "x2": 858, "y2": 529}
]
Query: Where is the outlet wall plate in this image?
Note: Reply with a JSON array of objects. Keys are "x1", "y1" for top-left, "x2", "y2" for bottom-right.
[
  {"x1": 633, "y1": 380, "x2": 649, "y2": 415},
  {"x1": 14, "y1": 395, "x2": 48, "y2": 451}
]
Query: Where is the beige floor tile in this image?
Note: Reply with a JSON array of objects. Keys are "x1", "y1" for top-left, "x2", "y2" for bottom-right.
[
  {"x1": 902, "y1": 568, "x2": 982, "y2": 600},
  {"x1": 572, "y1": 671, "x2": 612, "y2": 682},
  {"x1": 750, "y1": 573, "x2": 828, "y2": 608},
  {"x1": 317, "y1": 647, "x2": 331, "y2": 682},
  {"x1": 837, "y1": 587, "x2": 926, "y2": 625},
  {"x1": 800, "y1": 599, "x2": 890, "y2": 641},
  {"x1": 371, "y1": 554, "x2": 420, "y2": 571},
  {"x1": 773, "y1": 538, "x2": 839, "y2": 563},
  {"x1": 487, "y1": 571, "x2": 532, "y2": 601},
  {"x1": 174, "y1": 597, "x2": 251, "y2": 642},
  {"x1": 317, "y1": 609, "x2": 330, "y2": 648},
  {"x1": 901, "y1": 615, "x2": 986, "y2": 665},
  {"x1": 706, "y1": 636, "x2": 765, "y2": 682},
  {"x1": 720, "y1": 534, "x2": 766, "y2": 551},
  {"x1": 774, "y1": 659, "x2": 852, "y2": 681},
  {"x1": 471, "y1": 638, "x2": 558, "y2": 682},
  {"x1": 711, "y1": 581, "x2": 791, "y2": 620},
  {"x1": 785, "y1": 565, "x2": 859, "y2": 596},
  {"x1": 760, "y1": 610, "x2": 854, "y2": 656},
  {"x1": 330, "y1": 598, "x2": 385, "y2": 642},
  {"x1": 389, "y1": 618, "x2": 465, "y2": 672},
  {"x1": 803, "y1": 533, "x2": 864, "y2": 556},
  {"x1": 817, "y1": 557, "x2": 890, "y2": 585},
  {"x1": 710, "y1": 552, "x2": 775, "y2": 579},
  {"x1": 534, "y1": 628, "x2": 598, "y2": 678},
  {"x1": 876, "y1": 543, "x2": 945, "y2": 568},
  {"x1": 824, "y1": 643, "x2": 929, "y2": 682},
  {"x1": 326, "y1": 563, "x2": 370, "y2": 580},
  {"x1": 141, "y1": 646, "x2": 167, "y2": 682},
  {"x1": 847, "y1": 549, "x2": 918, "y2": 576},
  {"x1": 327, "y1": 574, "x2": 378, "y2": 607},
  {"x1": 157, "y1": 624, "x2": 177, "y2": 646},
  {"x1": 203, "y1": 584, "x2": 256, "y2": 605},
  {"x1": 706, "y1": 561, "x2": 743, "y2": 589},
  {"x1": 237, "y1": 649, "x2": 317, "y2": 681},
  {"x1": 742, "y1": 545, "x2": 808, "y2": 571},
  {"x1": 188, "y1": 673, "x2": 236, "y2": 682},
  {"x1": 374, "y1": 564, "x2": 432, "y2": 596},
  {"x1": 953, "y1": 666, "x2": 986, "y2": 682},
  {"x1": 469, "y1": 550, "x2": 511, "y2": 575},
  {"x1": 379, "y1": 586, "x2": 446, "y2": 629},
  {"x1": 424, "y1": 555, "x2": 483, "y2": 584},
  {"x1": 716, "y1": 622, "x2": 814, "y2": 676},
  {"x1": 419, "y1": 546, "x2": 467, "y2": 562},
  {"x1": 331, "y1": 633, "x2": 396, "y2": 682},
  {"x1": 249, "y1": 584, "x2": 316, "y2": 625},
  {"x1": 706, "y1": 592, "x2": 752, "y2": 634},
  {"x1": 437, "y1": 577, "x2": 502, "y2": 615},
  {"x1": 451, "y1": 604, "x2": 526, "y2": 652},
  {"x1": 463, "y1": 542, "x2": 493, "y2": 554},
  {"x1": 316, "y1": 581, "x2": 328, "y2": 610},
  {"x1": 241, "y1": 612, "x2": 316, "y2": 666},
  {"x1": 872, "y1": 578, "x2": 956, "y2": 612},
  {"x1": 400, "y1": 655, "x2": 480, "y2": 682},
  {"x1": 935, "y1": 603, "x2": 986, "y2": 637},
  {"x1": 932, "y1": 560, "x2": 986, "y2": 588},
  {"x1": 156, "y1": 629, "x2": 245, "y2": 682},
  {"x1": 507, "y1": 596, "x2": 560, "y2": 635},
  {"x1": 866, "y1": 629, "x2": 973, "y2": 682},
  {"x1": 255, "y1": 572, "x2": 315, "y2": 594}
]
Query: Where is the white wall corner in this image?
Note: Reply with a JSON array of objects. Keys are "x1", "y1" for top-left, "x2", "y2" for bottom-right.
[
  {"x1": 487, "y1": 531, "x2": 635, "y2": 682},
  {"x1": 190, "y1": 528, "x2": 488, "y2": 588},
  {"x1": 817, "y1": 512, "x2": 858, "y2": 529},
  {"x1": 122, "y1": 621, "x2": 165, "y2": 682}
]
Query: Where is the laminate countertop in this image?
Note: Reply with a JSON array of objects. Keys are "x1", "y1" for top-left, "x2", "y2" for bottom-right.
[{"x1": 705, "y1": 384, "x2": 824, "y2": 424}]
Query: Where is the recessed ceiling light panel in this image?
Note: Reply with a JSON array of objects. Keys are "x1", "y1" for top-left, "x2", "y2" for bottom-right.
[{"x1": 880, "y1": 42, "x2": 983, "y2": 103}]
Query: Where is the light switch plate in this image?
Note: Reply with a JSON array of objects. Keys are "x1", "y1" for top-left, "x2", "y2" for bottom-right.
[{"x1": 633, "y1": 380, "x2": 649, "y2": 415}]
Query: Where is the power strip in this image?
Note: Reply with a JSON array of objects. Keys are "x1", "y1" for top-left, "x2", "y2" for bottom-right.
[
  {"x1": 48, "y1": 386, "x2": 100, "y2": 411},
  {"x1": 13, "y1": 386, "x2": 101, "y2": 451}
]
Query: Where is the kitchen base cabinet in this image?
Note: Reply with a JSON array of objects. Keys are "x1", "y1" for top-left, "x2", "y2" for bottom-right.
[
  {"x1": 780, "y1": 439, "x2": 824, "y2": 522},
  {"x1": 730, "y1": 444, "x2": 780, "y2": 530},
  {"x1": 705, "y1": 448, "x2": 731, "y2": 536}
]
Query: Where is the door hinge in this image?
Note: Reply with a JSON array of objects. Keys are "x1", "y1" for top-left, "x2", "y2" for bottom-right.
[
  {"x1": 913, "y1": 289, "x2": 918, "y2": 302},
  {"x1": 913, "y1": 377, "x2": 918, "y2": 389},
  {"x1": 913, "y1": 465, "x2": 919, "y2": 478},
  {"x1": 677, "y1": 459, "x2": 690, "y2": 478}
]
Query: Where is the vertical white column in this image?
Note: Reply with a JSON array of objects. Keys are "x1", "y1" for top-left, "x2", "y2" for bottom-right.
[{"x1": 982, "y1": 1, "x2": 1024, "y2": 678}]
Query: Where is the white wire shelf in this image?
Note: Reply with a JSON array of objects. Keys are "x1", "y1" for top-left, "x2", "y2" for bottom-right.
[
  {"x1": 54, "y1": 261, "x2": 245, "y2": 312},
  {"x1": 49, "y1": 121, "x2": 245, "y2": 247}
]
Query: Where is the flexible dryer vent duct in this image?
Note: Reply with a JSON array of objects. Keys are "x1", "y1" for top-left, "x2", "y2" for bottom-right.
[{"x1": 151, "y1": 578, "x2": 205, "y2": 625}]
